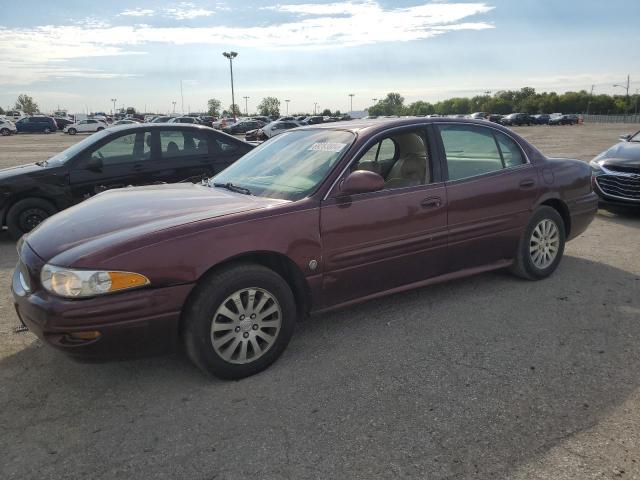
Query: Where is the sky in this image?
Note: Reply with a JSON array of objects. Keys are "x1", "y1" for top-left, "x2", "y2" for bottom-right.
[{"x1": 0, "y1": 0, "x2": 638, "y2": 115}]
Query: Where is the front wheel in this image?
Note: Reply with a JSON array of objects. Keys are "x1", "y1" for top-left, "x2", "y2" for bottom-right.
[
  {"x1": 6, "y1": 198, "x2": 58, "y2": 240},
  {"x1": 510, "y1": 206, "x2": 566, "y2": 280},
  {"x1": 0, "y1": 128, "x2": 10, "y2": 136},
  {"x1": 183, "y1": 263, "x2": 296, "y2": 379},
  {"x1": 68, "y1": 128, "x2": 77, "y2": 135}
]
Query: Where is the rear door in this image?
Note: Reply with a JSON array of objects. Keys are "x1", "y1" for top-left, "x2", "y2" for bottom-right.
[
  {"x1": 69, "y1": 129, "x2": 153, "y2": 201},
  {"x1": 436, "y1": 123, "x2": 539, "y2": 271}
]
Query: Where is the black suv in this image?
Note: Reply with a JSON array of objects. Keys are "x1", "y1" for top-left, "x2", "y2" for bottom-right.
[{"x1": 0, "y1": 124, "x2": 253, "y2": 238}]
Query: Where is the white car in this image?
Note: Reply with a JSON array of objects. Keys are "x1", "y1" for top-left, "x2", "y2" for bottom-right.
[
  {"x1": 108, "y1": 119, "x2": 138, "y2": 128},
  {"x1": 63, "y1": 119, "x2": 107, "y2": 135},
  {"x1": 0, "y1": 118, "x2": 17, "y2": 136},
  {"x1": 258, "y1": 120, "x2": 304, "y2": 139}
]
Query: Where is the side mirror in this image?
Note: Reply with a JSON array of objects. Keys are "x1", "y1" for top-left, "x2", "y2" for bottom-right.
[
  {"x1": 339, "y1": 170, "x2": 385, "y2": 196},
  {"x1": 86, "y1": 156, "x2": 103, "y2": 172},
  {"x1": 619, "y1": 134, "x2": 631, "y2": 142}
]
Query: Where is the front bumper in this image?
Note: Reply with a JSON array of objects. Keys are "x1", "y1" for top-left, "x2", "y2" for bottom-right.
[{"x1": 12, "y1": 244, "x2": 194, "y2": 359}]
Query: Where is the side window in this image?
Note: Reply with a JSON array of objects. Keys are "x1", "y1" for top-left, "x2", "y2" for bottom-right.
[
  {"x1": 90, "y1": 131, "x2": 151, "y2": 166},
  {"x1": 438, "y1": 125, "x2": 503, "y2": 181},
  {"x1": 215, "y1": 138, "x2": 237, "y2": 154},
  {"x1": 495, "y1": 132, "x2": 525, "y2": 167},
  {"x1": 353, "y1": 130, "x2": 430, "y2": 189},
  {"x1": 79, "y1": 120, "x2": 87, "y2": 125},
  {"x1": 160, "y1": 130, "x2": 209, "y2": 158}
]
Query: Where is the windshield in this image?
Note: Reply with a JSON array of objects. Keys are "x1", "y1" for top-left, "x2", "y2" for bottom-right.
[
  {"x1": 211, "y1": 129, "x2": 355, "y2": 201},
  {"x1": 46, "y1": 129, "x2": 110, "y2": 166}
]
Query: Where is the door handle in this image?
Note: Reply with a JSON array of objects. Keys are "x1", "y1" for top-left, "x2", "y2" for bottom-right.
[
  {"x1": 421, "y1": 197, "x2": 442, "y2": 208},
  {"x1": 519, "y1": 179, "x2": 535, "y2": 188}
]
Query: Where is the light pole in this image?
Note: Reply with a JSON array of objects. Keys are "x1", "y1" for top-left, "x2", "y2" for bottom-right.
[
  {"x1": 349, "y1": 93, "x2": 355, "y2": 113},
  {"x1": 172, "y1": 101, "x2": 176, "y2": 114},
  {"x1": 243, "y1": 96, "x2": 249, "y2": 116},
  {"x1": 635, "y1": 88, "x2": 640, "y2": 116},
  {"x1": 314, "y1": 102, "x2": 318, "y2": 115},
  {"x1": 613, "y1": 75, "x2": 630, "y2": 115},
  {"x1": 222, "y1": 51, "x2": 238, "y2": 120},
  {"x1": 110, "y1": 98, "x2": 117, "y2": 115},
  {"x1": 285, "y1": 99, "x2": 290, "y2": 115},
  {"x1": 372, "y1": 98, "x2": 377, "y2": 104}
]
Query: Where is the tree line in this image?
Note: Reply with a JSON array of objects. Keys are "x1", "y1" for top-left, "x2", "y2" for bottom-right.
[{"x1": 367, "y1": 88, "x2": 640, "y2": 117}]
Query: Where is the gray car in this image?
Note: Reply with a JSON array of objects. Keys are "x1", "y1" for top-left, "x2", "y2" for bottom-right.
[{"x1": 590, "y1": 130, "x2": 640, "y2": 206}]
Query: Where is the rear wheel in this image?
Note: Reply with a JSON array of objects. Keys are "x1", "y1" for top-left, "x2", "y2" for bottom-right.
[
  {"x1": 68, "y1": 128, "x2": 77, "y2": 135},
  {"x1": 0, "y1": 128, "x2": 10, "y2": 136},
  {"x1": 510, "y1": 206, "x2": 566, "y2": 280},
  {"x1": 6, "y1": 198, "x2": 57, "y2": 240},
  {"x1": 43, "y1": 128, "x2": 51, "y2": 134},
  {"x1": 183, "y1": 263, "x2": 296, "y2": 379}
]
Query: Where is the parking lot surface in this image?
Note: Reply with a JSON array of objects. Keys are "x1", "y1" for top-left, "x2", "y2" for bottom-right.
[{"x1": 1, "y1": 124, "x2": 640, "y2": 479}]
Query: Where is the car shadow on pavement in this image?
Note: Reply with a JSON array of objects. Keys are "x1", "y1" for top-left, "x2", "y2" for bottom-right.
[
  {"x1": 597, "y1": 205, "x2": 640, "y2": 229},
  {"x1": 1, "y1": 255, "x2": 639, "y2": 479}
]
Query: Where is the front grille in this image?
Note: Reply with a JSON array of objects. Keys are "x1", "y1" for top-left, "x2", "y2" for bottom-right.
[
  {"x1": 605, "y1": 164, "x2": 640, "y2": 174},
  {"x1": 596, "y1": 174, "x2": 640, "y2": 201}
]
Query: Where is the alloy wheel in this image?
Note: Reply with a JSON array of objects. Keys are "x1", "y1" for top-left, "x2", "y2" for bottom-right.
[
  {"x1": 210, "y1": 288, "x2": 282, "y2": 364},
  {"x1": 529, "y1": 219, "x2": 560, "y2": 269}
]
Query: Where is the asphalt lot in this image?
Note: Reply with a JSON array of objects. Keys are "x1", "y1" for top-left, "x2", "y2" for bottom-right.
[{"x1": 1, "y1": 123, "x2": 640, "y2": 479}]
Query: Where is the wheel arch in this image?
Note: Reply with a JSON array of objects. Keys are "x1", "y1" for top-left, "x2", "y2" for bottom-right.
[
  {"x1": 538, "y1": 197, "x2": 571, "y2": 237},
  {"x1": 181, "y1": 250, "x2": 312, "y2": 329}
]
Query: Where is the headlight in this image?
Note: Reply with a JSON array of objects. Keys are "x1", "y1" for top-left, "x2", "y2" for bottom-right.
[
  {"x1": 40, "y1": 264, "x2": 149, "y2": 298},
  {"x1": 589, "y1": 159, "x2": 604, "y2": 173}
]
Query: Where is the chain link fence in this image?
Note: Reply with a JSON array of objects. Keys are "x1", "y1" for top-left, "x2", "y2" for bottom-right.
[{"x1": 582, "y1": 114, "x2": 640, "y2": 123}]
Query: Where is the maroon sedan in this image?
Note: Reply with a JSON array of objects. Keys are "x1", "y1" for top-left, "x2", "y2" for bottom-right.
[{"x1": 12, "y1": 118, "x2": 598, "y2": 379}]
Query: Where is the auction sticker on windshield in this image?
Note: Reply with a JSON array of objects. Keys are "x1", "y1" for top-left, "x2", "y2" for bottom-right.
[{"x1": 308, "y1": 142, "x2": 347, "y2": 152}]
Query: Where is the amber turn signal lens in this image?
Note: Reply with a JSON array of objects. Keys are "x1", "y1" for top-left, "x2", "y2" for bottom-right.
[
  {"x1": 68, "y1": 330, "x2": 102, "y2": 340},
  {"x1": 108, "y1": 272, "x2": 149, "y2": 292}
]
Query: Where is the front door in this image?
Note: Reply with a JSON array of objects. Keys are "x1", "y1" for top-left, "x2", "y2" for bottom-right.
[
  {"x1": 436, "y1": 123, "x2": 539, "y2": 271},
  {"x1": 69, "y1": 129, "x2": 153, "y2": 201},
  {"x1": 319, "y1": 127, "x2": 448, "y2": 308}
]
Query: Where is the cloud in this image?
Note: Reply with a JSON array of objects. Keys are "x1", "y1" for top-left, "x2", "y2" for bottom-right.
[
  {"x1": 120, "y1": 8, "x2": 155, "y2": 17},
  {"x1": 164, "y1": 2, "x2": 216, "y2": 20},
  {"x1": 0, "y1": 2, "x2": 494, "y2": 85}
]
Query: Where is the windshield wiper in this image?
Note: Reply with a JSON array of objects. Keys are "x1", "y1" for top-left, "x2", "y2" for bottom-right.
[{"x1": 212, "y1": 182, "x2": 252, "y2": 195}]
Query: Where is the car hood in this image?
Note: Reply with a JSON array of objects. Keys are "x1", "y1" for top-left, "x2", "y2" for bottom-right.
[
  {"x1": 26, "y1": 182, "x2": 289, "y2": 264},
  {"x1": 596, "y1": 142, "x2": 640, "y2": 163},
  {"x1": 0, "y1": 163, "x2": 48, "y2": 181}
]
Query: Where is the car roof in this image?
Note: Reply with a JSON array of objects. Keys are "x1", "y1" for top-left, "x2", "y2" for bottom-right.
[
  {"x1": 296, "y1": 116, "x2": 513, "y2": 136},
  {"x1": 104, "y1": 123, "x2": 219, "y2": 133}
]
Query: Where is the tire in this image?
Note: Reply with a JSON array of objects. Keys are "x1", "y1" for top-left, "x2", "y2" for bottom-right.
[
  {"x1": 510, "y1": 206, "x2": 566, "y2": 280},
  {"x1": 6, "y1": 198, "x2": 58, "y2": 240},
  {"x1": 43, "y1": 128, "x2": 51, "y2": 134},
  {"x1": 1, "y1": 128, "x2": 10, "y2": 136},
  {"x1": 183, "y1": 263, "x2": 296, "y2": 379},
  {"x1": 97, "y1": 127, "x2": 104, "y2": 131},
  {"x1": 68, "y1": 128, "x2": 77, "y2": 135}
]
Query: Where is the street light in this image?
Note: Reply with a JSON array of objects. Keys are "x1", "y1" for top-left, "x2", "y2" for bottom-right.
[
  {"x1": 314, "y1": 102, "x2": 318, "y2": 115},
  {"x1": 285, "y1": 99, "x2": 290, "y2": 115},
  {"x1": 243, "y1": 96, "x2": 250, "y2": 116},
  {"x1": 171, "y1": 101, "x2": 176, "y2": 113},
  {"x1": 222, "y1": 51, "x2": 238, "y2": 120},
  {"x1": 349, "y1": 93, "x2": 355, "y2": 113},
  {"x1": 110, "y1": 98, "x2": 117, "y2": 115},
  {"x1": 613, "y1": 75, "x2": 630, "y2": 97}
]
